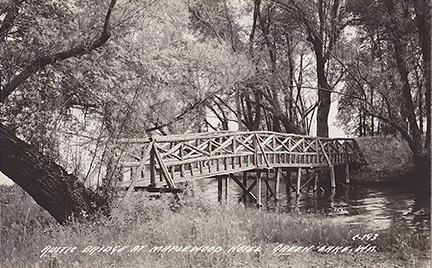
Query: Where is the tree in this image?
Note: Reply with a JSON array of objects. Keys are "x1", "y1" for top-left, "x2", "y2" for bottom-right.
[
  {"x1": 0, "y1": 0, "x2": 134, "y2": 222},
  {"x1": 272, "y1": 0, "x2": 349, "y2": 137},
  {"x1": 189, "y1": 0, "x2": 321, "y2": 134},
  {"x1": 337, "y1": 0, "x2": 430, "y2": 188},
  {"x1": 1, "y1": 0, "x2": 254, "y2": 222}
]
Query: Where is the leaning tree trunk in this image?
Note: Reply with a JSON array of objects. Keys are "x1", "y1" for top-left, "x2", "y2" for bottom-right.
[{"x1": 1, "y1": 124, "x2": 108, "y2": 223}]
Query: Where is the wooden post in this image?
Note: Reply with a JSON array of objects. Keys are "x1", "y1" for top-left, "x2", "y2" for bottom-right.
[
  {"x1": 330, "y1": 166, "x2": 336, "y2": 188},
  {"x1": 179, "y1": 143, "x2": 184, "y2": 177},
  {"x1": 313, "y1": 171, "x2": 319, "y2": 191},
  {"x1": 345, "y1": 163, "x2": 350, "y2": 184},
  {"x1": 218, "y1": 177, "x2": 223, "y2": 204},
  {"x1": 257, "y1": 171, "x2": 262, "y2": 207},
  {"x1": 242, "y1": 172, "x2": 247, "y2": 202},
  {"x1": 150, "y1": 146, "x2": 156, "y2": 187},
  {"x1": 285, "y1": 170, "x2": 291, "y2": 193},
  {"x1": 232, "y1": 138, "x2": 236, "y2": 169},
  {"x1": 129, "y1": 166, "x2": 135, "y2": 185},
  {"x1": 170, "y1": 166, "x2": 174, "y2": 180},
  {"x1": 265, "y1": 171, "x2": 269, "y2": 197},
  {"x1": 275, "y1": 168, "x2": 280, "y2": 201},
  {"x1": 224, "y1": 175, "x2": 229, "y2": 207},
  {"x1": 253, "y1": 135, "x2": 258, "y2": 166},
  {"x1": 344, "y1": 184, "x2": 350, "y2": 202},
  {"x1": 296, "y1": 168, "x2": 302, "y2": 195}
]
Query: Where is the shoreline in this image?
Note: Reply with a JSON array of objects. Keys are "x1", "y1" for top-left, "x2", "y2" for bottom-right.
[{"x1": 1, "y1": 184, "x2": 430, "y2": 268}]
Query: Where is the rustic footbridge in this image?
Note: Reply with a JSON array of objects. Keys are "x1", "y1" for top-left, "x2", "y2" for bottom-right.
[{"x1": 118, "y1": 131, "x2": 365, "y2": 205}]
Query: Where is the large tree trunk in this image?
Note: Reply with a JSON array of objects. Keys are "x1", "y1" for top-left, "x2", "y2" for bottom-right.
[
  {"x1": 413, "y1": 0, "x2": 431, "y2": 151},
  {"x1": 309, "y1": 35, "x2": 331, "y2": 138},
  {"x1": 1, "y1": 124, "x2": 108, "y2": 223}
]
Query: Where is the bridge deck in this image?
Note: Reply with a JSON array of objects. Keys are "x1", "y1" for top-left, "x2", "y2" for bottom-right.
[{"x1": 118, "y1": 131, "x2": 365, "y2": 190}]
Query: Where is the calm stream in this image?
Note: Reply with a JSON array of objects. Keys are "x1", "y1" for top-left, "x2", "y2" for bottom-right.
[{"x1": 196, "y1": 176, "x2": 430, "y2": 233}]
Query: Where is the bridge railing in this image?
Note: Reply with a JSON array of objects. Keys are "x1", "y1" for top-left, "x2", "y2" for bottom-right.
[{"x1": 118, "y1": 131, "x2": 364, "y2": 188}]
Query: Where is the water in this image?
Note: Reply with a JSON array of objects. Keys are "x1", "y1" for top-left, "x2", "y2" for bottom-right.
[{"x1": 196, "y1": 176, "x2": 430, "y2": 233}]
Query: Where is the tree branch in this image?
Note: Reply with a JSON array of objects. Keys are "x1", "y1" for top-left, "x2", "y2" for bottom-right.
[{"x1": 1, "y1": 0, "x2": 117, "y2": 103}]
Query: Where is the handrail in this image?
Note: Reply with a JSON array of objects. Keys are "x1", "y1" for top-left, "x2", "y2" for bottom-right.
[
  {"x1": 119, "y1": 131, "x2": 358, "y2": 144},
  {"x1": 118, "y1": 131, "x2": 364, "y2": 188}
]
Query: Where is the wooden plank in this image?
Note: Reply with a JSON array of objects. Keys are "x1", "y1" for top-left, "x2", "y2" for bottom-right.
[
  {"x1": 211, "y1": 136, "x2": 235, "y2": 155},
  {"x1": 290, "y1": 138, "x2": 304, "y2": 152},
  {"x1": 183, "y1": 143, "x2": 211, "y2": 157},
  {"x1": 300, "y1": 170, "x2": 315, "y2": 191},
  {"x1": 116, "y1": 143, "x2": 152, "y2": 206},
  {"x1": 247, "y1": 177, "x2": 258, "y2": 192},
  {"x1": 318, "y1": 139, "x2": 332, "y2": 166},
  {"x1": 152, "y1": 144, "x2": 179, "y2": 200},
  {"x1": 160, "y1": 143, "x2": 182, "y2": 159},
  {"x1": 254, "y1": 133, "x2": 271, "y2": 168},
  {"x1": 231, "y1": 174, "x2": 257, "y2": 202},
  {"x1": 234, "y1": 135, "x2": 255, "y2": 152},
  {"x1": 153, "y1": 144, "x2": 176, "y2": 189}
]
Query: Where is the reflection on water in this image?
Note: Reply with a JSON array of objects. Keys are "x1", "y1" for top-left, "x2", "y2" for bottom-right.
[{"x1": 196, "y1": 177, "x2": 430, "y2": 233}]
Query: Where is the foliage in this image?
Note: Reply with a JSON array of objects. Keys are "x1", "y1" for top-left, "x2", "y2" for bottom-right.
[
  {"x1": 337, "y1": 0, "x2": 430, "y2": 153},
  {"x1": 352, "y1": 136, "x2": 414, "y2": 183},
  {"x1": 0, "y1": 0, "x2": 430, "y2": 225},
  {"x1": 1, "y1": 0, "x2": 253, "y2": 191}
]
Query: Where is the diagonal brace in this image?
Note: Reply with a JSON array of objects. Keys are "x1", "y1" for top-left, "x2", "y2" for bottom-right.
[{"x1": 230, "y1": 174, "x2": 258, "y2": 202}]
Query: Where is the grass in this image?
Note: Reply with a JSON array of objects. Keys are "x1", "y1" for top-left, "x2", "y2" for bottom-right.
[{"x1": 1, "y1": 184, "x2": 430, "y2": 268}]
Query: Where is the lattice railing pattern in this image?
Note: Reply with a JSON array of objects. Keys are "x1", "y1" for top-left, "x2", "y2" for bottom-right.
[{"x1": 119, "y1": 131, "x2": 364, "y2": 188}]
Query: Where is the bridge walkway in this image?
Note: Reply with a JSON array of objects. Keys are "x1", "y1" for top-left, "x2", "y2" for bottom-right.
[{"x1": 118, "y1": 131, "x2": 365, "y2": 205}]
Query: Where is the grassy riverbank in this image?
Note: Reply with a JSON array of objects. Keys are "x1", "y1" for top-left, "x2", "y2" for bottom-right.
[
  {"x1": 1, "y1": 184, "x2": 430, "y2": 268},
  {"x1": 353, "y1": 136, "x2": 415, "y2": 183}
]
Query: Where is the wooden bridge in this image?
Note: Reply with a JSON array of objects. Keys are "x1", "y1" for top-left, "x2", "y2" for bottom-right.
[{"x1": 118, "y1": 131, "x2": 365, "y2": 205}]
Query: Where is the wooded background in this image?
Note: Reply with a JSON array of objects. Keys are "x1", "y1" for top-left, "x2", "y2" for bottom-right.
[{"x1": 1, "y1": 0, "x2": 430, "y2": 222}]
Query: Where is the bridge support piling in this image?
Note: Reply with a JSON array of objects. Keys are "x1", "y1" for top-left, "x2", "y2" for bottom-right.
[
  {"x1": 119, "y1": 131, "x2": 365, "y2": 206},
  {"x1": 313, "y1": 171, "x2": 319, "y2": 192},
  {"x1": 225, "y1": 175, "x2": 229, "y2": 207},
  {"x1": 345, "y1": 163, "x2": 350, "y2": 184},
  {"x1": 150, "y1": 147, "x2": 156, "y2": 187},
  {"x1": 296, "y1": 168, "x2": 302, "y2": 195},
  {"x1": 330, "y1": 166, "x2": 336, "y2": 188},
  {"x1": 265, "y1": 171, "x2": 269, "y2": 197},
  {"x1": 218, "y1": 177, "x2": 223, "y2": 204},
  {"x1": 242, "y1": 172, "x2": 247, "y2": 202},
  {"x1": 217, "y1": 175, "x2": 229, "y2": 205},
  {"x1": 263, "y1": 170, "x2": 274, "y2": 198},
  {"x1": 257, "y1": 171, "x2": 262, "y2": 207},
  {"x1": 275, "y1": 168, "x2": 280, "y2": 201}
]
